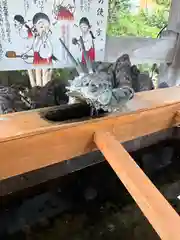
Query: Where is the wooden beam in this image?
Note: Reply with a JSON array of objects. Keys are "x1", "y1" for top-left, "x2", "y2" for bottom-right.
[
  {"x1": 0, "y1": 87, "x2": 180, "y2": 180},
  {"x1": 0, "y1": 129, "x2": 175, "y2": 197},
  {"x1": 94, "y1": 131, "x2": 180, "y2": 240}
]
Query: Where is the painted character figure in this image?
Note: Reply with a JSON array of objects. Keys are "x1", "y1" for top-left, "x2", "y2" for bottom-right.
[
  {"x1": 14, "y1": 15, "x2": 33, "y2": 39},
  {"x1": 32, "y1": 13, "x2": 54, "y2": 65},
  {"x1": 72, "y1": 17, "x2": 95, "y2": 64},
  {"x1": 27, "y1": 12, "x2": 58, "y2": 65},
  {"x1": 52, "y1": 0, "x2": 75, "y2": 22},
  {"x1": 6, "y1": 13, "x2": 58, "y2": 66}
]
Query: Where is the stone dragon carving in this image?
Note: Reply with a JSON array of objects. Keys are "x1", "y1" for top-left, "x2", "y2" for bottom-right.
[
  {"x1": 59, "y1": 38, "x2": 135, "y2": 114},
  {"x1": 0, "y1": 39, "x2": 154, "y2": 115}
]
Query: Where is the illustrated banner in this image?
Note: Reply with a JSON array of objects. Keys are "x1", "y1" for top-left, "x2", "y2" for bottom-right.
[{"x1": 0, "y1": 0, "x2": 109, "y2": 70}]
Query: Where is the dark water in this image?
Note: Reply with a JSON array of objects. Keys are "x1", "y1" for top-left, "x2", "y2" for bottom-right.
[
  {"x1": 1, "y1": 140, "x2": 180, "y2": 240},
  {"x1": 41, "y1": 102, "x2": 106, "y2": 123}
]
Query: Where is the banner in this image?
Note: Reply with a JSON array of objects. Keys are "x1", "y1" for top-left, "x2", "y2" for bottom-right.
[{"x1": 0, "y1": 0, "x2": 108, "y2": 70}]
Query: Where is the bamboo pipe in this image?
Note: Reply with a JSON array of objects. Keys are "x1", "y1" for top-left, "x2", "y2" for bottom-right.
[{"x1": 94, "y1": 131, "x2": 180, "y2": 240}]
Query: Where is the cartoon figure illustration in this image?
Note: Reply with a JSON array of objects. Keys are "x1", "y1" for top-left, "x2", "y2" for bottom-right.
[
  {"x1": 52, "y1": 0, "x2": 75, "y2": 22},
  {"x1": 72, "y1": 17, "x2": 95, "y2": 64},
  {"x1": 14, "y1": 15, "x2": 34, "y2": 39},
  {"x1": 32, "y1": 12, "x2": 55, "y2": 65},
  {"x1": 6, "y1": 13, "x2": 58, "y2": 66}
]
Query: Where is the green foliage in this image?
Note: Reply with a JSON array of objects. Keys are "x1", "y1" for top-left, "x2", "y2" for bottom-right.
[
  {"x1": 107, "y1": 0, "x2": 171, "y2": 79},
  {"x1": 155, "y1": 0, "x2": 171, "y2": 8},
  {"x1": 108, "y1": 11, "x2": 160, "y2": 38},
  {"x1": 108, "y1": 0, "x2": 170, "y2": 38},
  {"x1": 108, "y1": 0, "x2": 131, "y2": 23},
  {"x1": 140, "y1": 9, "x2": 169, "y2": 29}
]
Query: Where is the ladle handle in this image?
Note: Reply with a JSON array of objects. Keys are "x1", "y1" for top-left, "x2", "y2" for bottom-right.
[{"x1": 94, "y1": 130, "x2": 180, "y2": 240}]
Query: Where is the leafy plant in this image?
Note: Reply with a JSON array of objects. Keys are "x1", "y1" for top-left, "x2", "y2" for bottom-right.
[{"x1": 108, "y1": 0, "x2": 170, "y2": 38}]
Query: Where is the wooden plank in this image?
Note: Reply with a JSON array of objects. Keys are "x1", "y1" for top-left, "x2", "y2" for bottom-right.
[
  {"x1": 0, "y1": 86, "x2": 179, "y2": 141},
  {"x1": 94, "y1": 131, "x2": 180, "y2": 240},
  {"x1": 0, "y1": 129, "x2": 175, "y2": 196},
  {"x1": 0, "y1": 87, "x2": 180, "y2": 180},
  {"x1": 105, "y1": 35, "x2": 176, "y2": 64}
]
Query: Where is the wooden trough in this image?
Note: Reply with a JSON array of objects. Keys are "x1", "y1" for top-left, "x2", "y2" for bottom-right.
[
  {"x1": 1, "y1": 0, "x2": 180, "y2": 238},
  {"x1": 0, "y1": 86, "x2": 180, "y2": 239}
]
